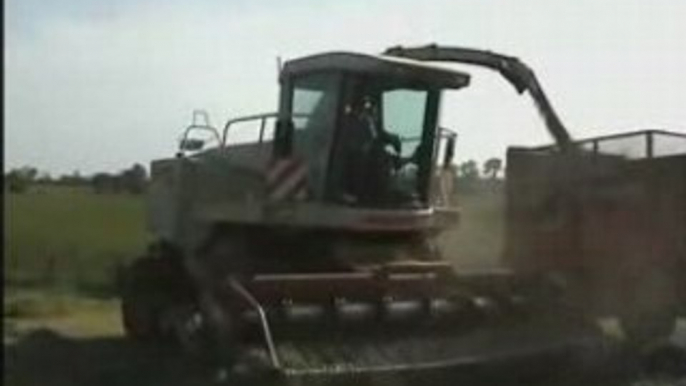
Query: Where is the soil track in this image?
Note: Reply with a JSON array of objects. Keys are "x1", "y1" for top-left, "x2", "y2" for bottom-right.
[
  {"x1": 5, "y1": 316, "x2": 686, "y2": 386},
  {"x1": 4, "y1": 330, "x2": 217, "y2": 386}
]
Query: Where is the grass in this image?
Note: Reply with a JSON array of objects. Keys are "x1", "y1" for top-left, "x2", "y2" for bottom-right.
[
  {"x1": 4, "y1": 185, "x2": 504, "y2": 294},
  {"x1": 3, "y1": 184, "x2": 505, "y2": 324},
  {"x1": 4, "y1": 290, "x2": 73, "y2": 319},
  {"x1": 4, "y1": 186, "x2": 149, "y2": 293},
  {"x1": 4, "y1": 289, "x2": 122, "y2": 340}
]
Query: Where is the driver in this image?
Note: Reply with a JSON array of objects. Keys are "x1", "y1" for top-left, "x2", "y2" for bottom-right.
[
  {"x1": 353, "y1": 96, "x2": 401, "y2": 155},
  {"x1": 341, "y1": 95, "x2": 403, "y2": 204}
]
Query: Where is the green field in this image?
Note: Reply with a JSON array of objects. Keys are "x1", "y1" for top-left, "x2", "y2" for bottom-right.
[
  {"x1": 4, "y1": 186, "x2": 150, "y2": 294},
  {"x1": 3, "y1": 184, "x2": 504, "y2": 334},
  {"x1": 4, "y1": 186, "x2": 504, "y2": 295}
]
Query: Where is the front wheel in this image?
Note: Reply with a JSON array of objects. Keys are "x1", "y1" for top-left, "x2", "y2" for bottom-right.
[
  {"x1": 120, "y1": 257, "x2": 167, "y2": 342},
  {"x1": 120, "y1": 250, "x2": 193, "y2": 343}
]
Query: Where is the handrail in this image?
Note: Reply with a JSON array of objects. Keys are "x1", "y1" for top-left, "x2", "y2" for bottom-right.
[
  {"x1": 529, "y1": 128, "x2": 686, "y2": 158},
  {"x1": 180, "y1": 125, "x2": 223, "y2": 147},
  {"x1": 221, "y1": 112, "x2": 279, "y2": 147},
  {"x1": 179, "y1": 109, "x2": 222, "y2": 151},
  {"x1": 548, "y1": 128, "x2": 686, "y2": 145},
  {"x1": 221, "y1": 112, "x2": 310, "y2": 147}
]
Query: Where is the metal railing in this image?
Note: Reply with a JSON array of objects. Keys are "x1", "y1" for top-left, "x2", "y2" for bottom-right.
[
  {"x1": 533, "y1": 129, "x2": 686, "y2": 159},
  {"x1": 221, "y1": 112, "x2": 279, "y2": 147},
  {"x1": 179, "y1": 110, "x2": 222, "y2": 150},
  {"x1": 221, "y1": 113, "x2": 311, "y2": 148},
  {"x1": 180, "y1": 111, "x2": 313, "y2": 152}
]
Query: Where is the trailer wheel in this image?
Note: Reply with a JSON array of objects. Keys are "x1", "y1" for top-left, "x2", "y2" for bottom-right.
[
  {"x1": 620, "y1": 309, "x2": 677, "y2": 348},
  {"x1": 620, "y1": 270, "x2": 678, "y2": 348}
]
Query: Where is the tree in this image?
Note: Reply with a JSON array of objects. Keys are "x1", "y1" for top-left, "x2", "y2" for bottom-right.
[
  {"x1": 458, "y1": 160, "x2": 479, "y2": 182},
  {"x1": 483, "y1": 158, "x2": 503, "y2": 180},
  {"x1": 120, "y1": 163, "x2": 147, "y2": 194},
  {"x1": 92, "y1": 173, "x2": 118, "y2": 194},
  {"x1": 58, "y1": 170, "x2": 88, "y2": 187},
  {"x1": 5, "y1": 166, "x2": 38, "y2": 194},
  {"x1": 36, "y1": 172, "x2": 53, "y2": 184},
  {"x1": 90, "y1": 164, "x2": 147, "y2": 194},
  {"x1": 456, "y1": 160, "x2": 480, "y2": 193}
]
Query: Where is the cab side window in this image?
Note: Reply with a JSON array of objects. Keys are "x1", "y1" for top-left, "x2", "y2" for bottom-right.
[{"x1": 290, "y1": 73, "x2": 341, "y2": 198}]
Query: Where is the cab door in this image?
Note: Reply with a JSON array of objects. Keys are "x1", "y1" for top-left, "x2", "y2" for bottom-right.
[{"x1": 276, "y1": 72, "x2": 342, "y2": 201}]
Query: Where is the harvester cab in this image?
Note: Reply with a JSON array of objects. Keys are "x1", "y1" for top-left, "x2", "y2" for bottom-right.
[
  {"x1": 273, "y1": 53, "x2": 466, "y2": 210},
  {"x1": 163, "y1": 52, "x2": 466, "y2": 242}
]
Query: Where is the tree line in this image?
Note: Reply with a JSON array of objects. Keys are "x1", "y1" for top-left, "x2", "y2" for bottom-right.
[
  {"x1": 5, "y1": 157, "x2": 505, "y2": 195},
  {"x1": 4, "y1": 164, "x2": 148, "y2": 195},
  {"x1": 452, "y1": 157, "x2": 504, "y2": 194}
]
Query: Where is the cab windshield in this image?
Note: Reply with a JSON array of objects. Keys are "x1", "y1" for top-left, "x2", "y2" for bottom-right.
[{"x1": 328, "y1": 75, "x2": 439, "y2": 208}]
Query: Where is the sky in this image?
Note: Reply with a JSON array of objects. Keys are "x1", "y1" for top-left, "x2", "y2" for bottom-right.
[{"x1": 5, "y1": 0, "x2": 686, "y2": 176}]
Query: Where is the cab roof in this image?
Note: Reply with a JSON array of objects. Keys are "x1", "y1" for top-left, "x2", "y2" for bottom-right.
[{"x1": 281, "y1": 51, "x2": 470, "y2": 89}]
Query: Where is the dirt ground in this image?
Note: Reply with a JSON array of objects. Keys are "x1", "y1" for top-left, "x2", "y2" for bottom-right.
[{"x1": 4, "y1": 297, "x2": 686, "y2": 386}]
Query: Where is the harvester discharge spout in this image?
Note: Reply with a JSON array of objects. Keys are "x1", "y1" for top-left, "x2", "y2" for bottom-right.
[{"x1": 384, "y1": 44, "x2": 574, "y2": 151}]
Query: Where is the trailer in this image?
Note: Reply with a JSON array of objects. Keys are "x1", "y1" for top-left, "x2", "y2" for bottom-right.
[{"x1": 505, "y1": 129, "x2": 686, "y2": 346}]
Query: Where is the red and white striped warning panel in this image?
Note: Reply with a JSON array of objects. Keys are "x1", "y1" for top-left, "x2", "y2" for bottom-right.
[{"x1": 266, "y1": 157, "x2": 308, "y2": 202}]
